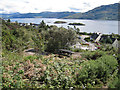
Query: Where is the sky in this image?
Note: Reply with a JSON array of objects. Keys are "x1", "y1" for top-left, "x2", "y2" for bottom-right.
[{"x1": 0, "y1": 0, "x2": 119, "y2": 13}]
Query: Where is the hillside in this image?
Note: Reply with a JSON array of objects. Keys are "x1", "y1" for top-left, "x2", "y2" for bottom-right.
[
  {"x1": 1, "y1": 3, "x2": 119, "y2": 20},
  {"x1": 64, "y1": 3, "x2": 119, "y2": 20},
  {"x1": 1, "y1": 18, "x2": 120, "y2": 88},
  {"x1": 1, "y1": 11, "x2": 76, "y2": 19}
]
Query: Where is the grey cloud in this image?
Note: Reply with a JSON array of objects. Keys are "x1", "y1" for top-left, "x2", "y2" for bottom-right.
[
  {"x1": 0, "y1": 8, "x2": 4, "y2": 11},
  {"x1": 24, "y1": 1, "x2": 29, "y2": 3},
  {"x1": 83, "y1": 2, "x2": 91, "y2": 7},
  {"x1": 46, "y1": 8, "x2": 53, "y2": 10},
  {"x1": 34, "y1": 8, "x2": 38, "y2": 10},
  {"x1": 5, "y1": 5, "x2": 16, "y2": 8},
  {"x1": 69, "y1": 7, "x2": 80, "y2": 11}
]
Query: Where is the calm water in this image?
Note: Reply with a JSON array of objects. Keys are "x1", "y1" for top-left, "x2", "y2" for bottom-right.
[{"x1": 10, "y1": 18, "x2": 118, "y2": 34}]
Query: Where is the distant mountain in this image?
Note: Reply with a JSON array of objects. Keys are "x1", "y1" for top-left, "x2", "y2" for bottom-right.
[
  {"x1": 0, "y1": 12, "x2": 20, "y2": 18},
  {"x1": 1, "y1": 3, "x2": 119, "y2": 20},
  {"x1": 64, "y1": 3, "x2": 119, "y2": 20},
  {"x1": 1, "y1": 11, "x2": 76, "y2": 19}
]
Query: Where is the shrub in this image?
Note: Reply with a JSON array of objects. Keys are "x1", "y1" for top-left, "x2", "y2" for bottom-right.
[
  {"x1": 45, "y1": 27, "x2": 77, "y2": 53},
  {"x1": 82, "y1": 50, "x2": 106, "y2": 60},
  {"x1": 2, "y1": 53, "x2": 118, "y2": 88},
  {"x1": 72, "y1": 48, "x2": 85, "y2": 52},
  {"x1": 84, "y1": 37, "x2": 90, "y2": 42},
  {"x1": 77, "y1": 55, "x2": 118, "y2": 87}
]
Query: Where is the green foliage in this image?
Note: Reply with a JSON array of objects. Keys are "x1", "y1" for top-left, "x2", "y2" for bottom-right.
[
  {"x1": 24, "y1": 55, "x2": 38, "y2": 62},
  {"x1": 82, "y1": 50, "x2": 106, "y2": 60},
  {"x1": 32, "y1": 33, "x2": 45, "y2": 53},
  {"x1": 84, "y1": 37, "x2": 90, "y2": 42},
  {"x1": 45, "y1": 27, "x2": 77, "y2": 52},
  {"x1": 79, "y1": 32, "x2": 88, "y2": 35},
  {"x1": 73, "y1": 26, "x2": 80, "y2": 34},
  {"x1": 2, "y1": 19, "x2": 119, "y2": 89},
  {"x1": 100, "y1": 37, "x2": 113, "y2": 44},
  {"x1": 7, "y1": 19, "x2": 11, "y2": 22},
  {"x1": 71, "y1": 48, "x2": 85, "y2": 52},
  {"x1": 99, "y1": 44, "x2": 118, "y2": 55},
  {"x1": 77, "y1": 55, "x2": 118, "y2": 87},
  {"x1": 2, "y1": 51, "x2": 118, "y2": 88},
  {"x1": 108, "y1": 76, "x2": 119, "y2": 88},
  {"x1": 117, "y1": 54, "x2": 120, "y2": 63},
  {"x1": 2, "y1": 20, "x2": 31, "y2": 52},
  {"x1": 38, "y1": 20, "x2": 48, "y2": 30}
]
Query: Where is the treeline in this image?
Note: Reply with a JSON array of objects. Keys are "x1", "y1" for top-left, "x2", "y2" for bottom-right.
[{"x1": 2, "y1": 19, "x2": 77, "y2": 53}]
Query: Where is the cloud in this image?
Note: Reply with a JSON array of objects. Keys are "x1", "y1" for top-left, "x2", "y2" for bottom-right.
[
  {"x1": 34, "y1": 8, "x2": 38, "y2": 10},
  {"x1": 0, "y1": 0, "x2": 119, "y2": 13},
  {"x1": 69, "y1": 7, "x2": 80, "y2": 11},
  {"x1": 0, "y1": 8, "x2": 4, "y2": 11},
  {"x1": 83, "y1": 2, "x2": 91, "y2": 7},
  {"x1": 24, "y1": 1, "x2": 29, "y2": 3}
]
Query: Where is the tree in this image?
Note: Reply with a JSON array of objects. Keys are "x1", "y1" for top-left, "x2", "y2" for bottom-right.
[
  {"x1": 38, "y1": 20, "x2": 48, "y2": 32},
  {"x1": 74, "y1": 26, "x2": 80, "y2": 34},
  {"x1": 106, "y1": 37, "x2": 113, "y2": 44},
  {"x1": 39, "y1": 20, "x2": 46, "y2": 28},
  {"x1": 7, "y1": 19, "x2": 11, "y2": 22},
  {"x1": 45, "y1": 27, "x2": 77, "y2": 52},
  {"x1": 32, "y1": 33, "x2": 45, "y2": 53}
]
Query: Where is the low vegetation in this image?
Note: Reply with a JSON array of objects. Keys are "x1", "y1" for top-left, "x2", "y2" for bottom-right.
[
  {"x1": 2, "y1": 51, "x2": 119, "y2": 88},
  {"x1": 1, "y1": 18, "x2": 120, "y2": 89}
]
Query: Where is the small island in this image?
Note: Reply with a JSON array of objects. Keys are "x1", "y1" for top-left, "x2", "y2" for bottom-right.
[
  {"x1": 54, "y1": 21, "x2": 67, "y2": 24},
  {"x1": 68, "y1": 22, "x2": 85, "y2": 26}
]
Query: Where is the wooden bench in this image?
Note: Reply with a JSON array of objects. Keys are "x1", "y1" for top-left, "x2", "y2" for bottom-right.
[{"x1": 58, "y1": 49, "x2": 74, "y2": 57}]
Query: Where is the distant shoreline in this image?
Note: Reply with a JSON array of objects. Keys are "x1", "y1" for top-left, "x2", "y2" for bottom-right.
[
  {"x1": 3, "y1": 17, "x2": 118, "y2": 21},
  {"x1": 6, "y1": 18, "x2": 118, "y2": 34}
]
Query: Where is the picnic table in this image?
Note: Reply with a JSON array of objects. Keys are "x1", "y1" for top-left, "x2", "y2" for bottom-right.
[{"x1": 58, "y1": 49, "x2": 75, "y2": 56}]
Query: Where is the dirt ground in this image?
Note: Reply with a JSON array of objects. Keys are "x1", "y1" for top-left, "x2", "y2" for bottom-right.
[
  {"x1": 72, "y1": 52, "x2": 81, "y2": 59},
  {"x1": 23, "y1": 48, "x2": 81, "y2": 59}
]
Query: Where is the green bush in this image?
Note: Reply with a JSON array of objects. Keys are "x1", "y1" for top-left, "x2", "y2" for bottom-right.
[
  {"x1": 71, "y1": 48, "x2": 85, "y2": 52},
  {"x1": 45, "y1": 27, "x2": 77, "y2": 52},
  {"x1": 84, "y1": 37, "x2": 90, "y2": 42},
  {"x1": 77, "y1": 55, "x2": 118, "y2": 87},
  {"x1": 82, "y1": 50, "x2": 106, "y2": 60},
  {"x1": 2, "y1": 52, "x2": 118, "y2": 88}
]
